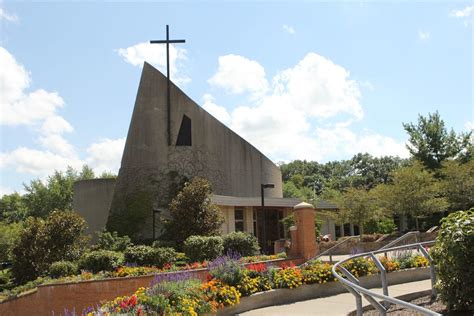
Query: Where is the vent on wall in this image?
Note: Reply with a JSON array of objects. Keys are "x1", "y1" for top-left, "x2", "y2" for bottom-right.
[{"x1": 176, "y1": 114, "x2": 192, "y2": 146}]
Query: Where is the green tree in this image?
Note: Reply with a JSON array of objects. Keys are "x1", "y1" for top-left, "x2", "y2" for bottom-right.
[
  {"x1": 0, "y1": 193, "x2": 28, "y2": 223},
  {"x1": 10, "y1": 210, "x2": 88, "y2": 283},
  {"x1": 164, "y1": 177, "x2": 224, "y2": 245},
  {"x1": 337, "y1": 187, "x2": 378, "y2": 235},
  {"x1": 440, "y1": 160, "x2": 474, "y2": 211},
  {"x1": 377, "y1": 162, "x2": 449, "y2": 230},
  {"x1": 0, "y1": 221, "x2": 22, "y2": 262},
  {"x1": 403, "y1": 111, "x2": 472, "y2": 169},
  {"x1": 23, "y1": 165, "x2": 97, "y2": 218}
]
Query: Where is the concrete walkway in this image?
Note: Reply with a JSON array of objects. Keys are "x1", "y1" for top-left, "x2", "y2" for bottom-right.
[{"x1": 240, "y1": 279, "x2": 432, "y2": 316}]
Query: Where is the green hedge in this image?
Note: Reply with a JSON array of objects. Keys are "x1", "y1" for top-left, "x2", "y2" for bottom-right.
[
  {"x1": 79, "y1": 250, "x2": 124, "y2": 273},
  {"x1": 49, "y1": 261, "x2": 78, "y2": 278},
  {"x1": 183, "y1": 235, "x2": 223, "y2": 262},
  {"x1": 124, "y1": 245, "x2": 176, "y2": 267},
  {"x1": 223, "y1": 232, "x2": 260, "y2": 256}
]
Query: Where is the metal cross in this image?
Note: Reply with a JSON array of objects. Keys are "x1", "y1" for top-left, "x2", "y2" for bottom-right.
[{"x1": 150, "y1": 25, "x2": 186, "y2": 146}]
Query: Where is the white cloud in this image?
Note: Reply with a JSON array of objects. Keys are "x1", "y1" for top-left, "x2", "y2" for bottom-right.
[
  {"x1": 1, "y1": 48, "x2": 125, "y2": 185},
  {"x1": 450, "y1": 5, "x2": 473, "y2": 26},
  {"x1": 0, "y1": 47, "x2": 66, "y2": 126},
  {"x1": 201, "y1": 94, "x2": 231, "y2": 126},
  {"x1": 450, "y1": 5, "x2": 473, "y2": 18},
  {"x1": 205, "y1": 52, "x2": 406, "y2": 162},
  {"x1": 418, "y1": 30, "x2": 430, "y2": 41},
  {"x1": 117, "y1": 42, "x2": 190, "y2": 85},
  {"x1": 85, "y1": 138, "x2": 125, "y2": 174},
  {"x1": 208, "y1": 54, "x2": 269, "y2": 98},
  {"x1": 0, "y1": 8, "x2": 18, "y2": 22},
  {"x1": 283, "y1": 24, "x2": 295, "y2": 34},
  {"x1": 0, "y1": 147, "x2": 83, "y2": 176}
]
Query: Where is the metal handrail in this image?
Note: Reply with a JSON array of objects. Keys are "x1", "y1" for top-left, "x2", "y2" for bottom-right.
[
  {"x1": 299, "y1": 235, "x2": 360, "y2": 267},
  {"x1": 379, "y1": 231, "x2": 419, "y2": 250},
  {"x1": 332, "y1": 241, "x2": 439, "y2": 316}
]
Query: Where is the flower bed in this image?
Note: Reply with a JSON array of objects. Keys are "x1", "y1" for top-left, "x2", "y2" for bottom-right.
[
  {"x1": 92, "y1": 253, "x2": 429, "y2": 315},
  {"x1": 0, "y1": 253, "x2": 287, "y2": 303}
]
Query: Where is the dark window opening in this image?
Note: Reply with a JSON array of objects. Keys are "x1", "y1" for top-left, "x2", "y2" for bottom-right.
[
  {"x1": 235, "y1": 208, "x2": 244, "y2": 232},
  {"x1": 176, "y1": 115, "x2": 192, "y2": 146}
]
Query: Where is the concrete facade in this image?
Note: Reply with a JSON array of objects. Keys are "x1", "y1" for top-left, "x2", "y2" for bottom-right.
[
  {"x1": 73, "y1": 179, "x2": 116, "y2": 242},
  {"x1": 107, "y1": 63, "x2": 282, "y2": 240}
]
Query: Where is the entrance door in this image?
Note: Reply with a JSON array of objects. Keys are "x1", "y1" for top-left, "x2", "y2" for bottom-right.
[{"x1": 256, "y1": 208, "x2": 284, "y2": 254}]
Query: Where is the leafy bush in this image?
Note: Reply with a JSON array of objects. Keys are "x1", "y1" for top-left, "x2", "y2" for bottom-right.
[
  {"x1": 49, "y1": 261, "x2": 78, "y2": 278},
  {"x1": 124, "y1": 245, "x2": 176, "y2": 267},
  {"x1": 10, "y1": 211, "x2": 88, "y2": 283},
  {"x1": 79, "y1": 250, "x2": 124, "y2": 273},
  {"x1": 164, "y1": 178, "x2": 224, "y2": 244},
  {"x1": 183, "y1": 235, "x2": 223, "y2": 262},
  {"x1": 152, "y1": 240, "x2": 177, "y2": 249},
  {"x1": 0, "y1": 269, "x2": 14, "y2": 291},
  {"x1": 432, "y1": 209, "x2": 474, "y2": 311},
  {"x1": 94, "y1": 231, "x2": 132, "y2": 252},
  {"x1": 223, "y1": 232, "x2": 260, "y2": 257}
]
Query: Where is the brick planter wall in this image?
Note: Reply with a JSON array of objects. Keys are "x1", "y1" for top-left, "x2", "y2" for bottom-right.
[{"x1": 0, "y1": 257, "x2": 303, "y2": 316}]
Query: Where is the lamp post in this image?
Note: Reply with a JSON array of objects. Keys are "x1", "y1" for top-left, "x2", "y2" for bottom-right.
[{"x1": 261, "y1": 183, "x2": 275, "y2": 254}]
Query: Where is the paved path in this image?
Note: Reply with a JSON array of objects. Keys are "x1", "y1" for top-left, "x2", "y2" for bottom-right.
[{"x1": 240, "y1": 279, "x2": 431, "y2": 316}]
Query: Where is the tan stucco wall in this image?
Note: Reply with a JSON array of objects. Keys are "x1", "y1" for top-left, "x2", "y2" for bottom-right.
[{"x1": 73, "y1": 179, "x2": 116, "y2": 242}]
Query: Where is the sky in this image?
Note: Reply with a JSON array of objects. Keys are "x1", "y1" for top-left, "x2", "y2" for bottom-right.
[{"x1": 0, "y1": 1, "x2": 473, "y2": 195}]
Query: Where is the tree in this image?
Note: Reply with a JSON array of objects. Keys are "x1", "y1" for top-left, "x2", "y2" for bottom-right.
[
  {"x1": 22, "y1": 165, "x2": 98, "y2": 218},
  {"x1": 440, "y1": 160, "x2": 474, "y2": 211},
  {"x1": 10, "y1": 210, "x2": 88, "y2": 283},
  {"x1": 164, "y1": 177, "x2": 224, "y2": 245},
  {"x1": 377, "y1": 162, "x2": 448, "y2": 230},
  {"x1": 337, "y1": 187, "x2": 378, "y2": 235},
  {"x1": 0, "y1": 193, "x2": 28, "y2": 223},
  {"x1": 403, "y1": 111, "x2": 472, "y2": 170}
]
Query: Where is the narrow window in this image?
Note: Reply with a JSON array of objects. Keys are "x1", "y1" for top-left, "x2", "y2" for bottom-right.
[
  {"x1": 234, "y1": 207, "x2": 244, "y2": 232},
  {"x1": 176, "y1": 115, "x2": 192, "y2": 146}
]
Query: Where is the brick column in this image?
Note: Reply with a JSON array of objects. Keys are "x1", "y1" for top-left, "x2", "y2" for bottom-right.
[{"x1": 292, "y1": 202, "x2": 318, "y2": 260}]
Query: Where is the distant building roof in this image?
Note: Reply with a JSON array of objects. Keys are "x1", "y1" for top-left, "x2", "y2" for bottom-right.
[{"x1": 211, "y1": 195, "x2": 338, "y2": 210}]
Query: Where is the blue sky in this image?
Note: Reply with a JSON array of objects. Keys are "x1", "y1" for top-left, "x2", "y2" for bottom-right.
[{"x1": 1, "y1": 1, "x2": 472, "y2": 195}]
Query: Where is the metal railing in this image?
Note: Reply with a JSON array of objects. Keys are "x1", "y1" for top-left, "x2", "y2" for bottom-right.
[
  {"x1": 379, "y1": 231, "x2": 420, "y2": 250},
  {"x1": 300, "y1": 235, "x2": 360, "y2": 267},
  {"x1": 332, "y1": 241, "x2": 439, "y2": 316}
]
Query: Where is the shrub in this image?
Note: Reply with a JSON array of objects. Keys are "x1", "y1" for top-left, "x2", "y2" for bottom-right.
[
  {"x1": 124, "y1": 245, "x2": 176, "y2": 267},
  {"x1": 183, "y1": 235, "x2": 223, "y2": 262},
  {"x1": 432, "y1": 209, "x2": 474, "y2": 311},
  {"x1": 10, "y1": 211, "x2": 88, "y2": 283},
  {"x1": 223, "y1": 232, "x2": 260, "y2": 257},
  {"x1": 164, "y1": 178, "x2": 224, "y2": 244},
  {"x1": 94, "y1": 231, "x2": 132, "y2": 252},
  {"x1": 49, "y1": 261, "x2": 78, "y2": 278},
  {"x1": 79, "y1": 250, "x2": 124, "y2": 273},
  {"x1": 365, "y1": 218, "x2": 397, "y2": 234},
  {"x1": 152, "y1": 240, "x2": 177, "y2": 249}
]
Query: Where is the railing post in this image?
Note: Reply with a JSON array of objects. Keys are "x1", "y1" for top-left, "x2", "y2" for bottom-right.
[
  {"x1": 370, "y1": 253, "x2": 389, "y2": 308},
  {"x1": 419, "y1": 244, "x2": 437, "y2": 298}
]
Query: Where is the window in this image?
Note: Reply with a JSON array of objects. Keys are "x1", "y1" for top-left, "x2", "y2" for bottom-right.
[
  {"x1": 176, "y1": 115, "x2": 192, "y2": 146},
  {"x1": 234, "y1": 207, "x2": 244, "y2": 232}
]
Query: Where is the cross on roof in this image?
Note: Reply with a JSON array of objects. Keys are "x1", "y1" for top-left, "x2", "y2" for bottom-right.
[{"x1": 150, "y1": 25, "x2": 186, "y2": 146}]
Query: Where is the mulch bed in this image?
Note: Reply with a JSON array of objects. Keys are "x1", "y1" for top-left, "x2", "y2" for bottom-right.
[{"x1": 364, "y1": 295, "x2": 472, "y2": 315}]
